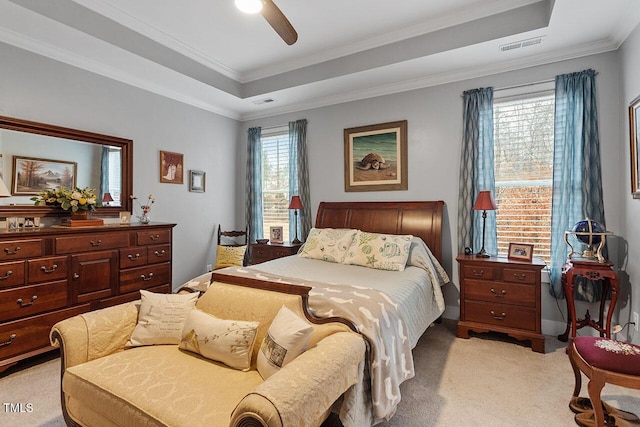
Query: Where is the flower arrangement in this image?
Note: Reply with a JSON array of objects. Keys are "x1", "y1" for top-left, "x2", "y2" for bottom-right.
[
  {"x1": 130, "y1": 194, "x2": 155, "y2": 217},
  {"x1": 31, "y1": 187, "x2": 98, "y2": 212}
]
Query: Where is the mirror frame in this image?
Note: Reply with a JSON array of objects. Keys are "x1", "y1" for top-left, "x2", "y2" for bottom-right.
[{"x1": 0, "y1": 115, "x2": 133, "y2": 217}]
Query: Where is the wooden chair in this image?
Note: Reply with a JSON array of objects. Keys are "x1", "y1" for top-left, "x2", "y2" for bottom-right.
[
  {"x1": 568, "y1": 336, "x2": 640, "y2": 426},
  {"x1": 216, "y1": 225, "x2": 249, "y2": 267}
]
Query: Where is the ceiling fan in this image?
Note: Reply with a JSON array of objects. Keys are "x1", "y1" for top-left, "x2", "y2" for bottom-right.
[{"x1": 235, "y1": 0, "x2": 298, "y2": 45}]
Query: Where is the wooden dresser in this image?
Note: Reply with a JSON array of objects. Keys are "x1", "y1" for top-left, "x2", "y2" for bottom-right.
[
  {"x1": 456, "y1": 255, "x2": 545, "y2": 353},
  {"x1": 251, "y1": 242, "x2": 302, "y2": 264},
  {"x1": 0, "y1": 222, "x2": 176, "y2": 372}
]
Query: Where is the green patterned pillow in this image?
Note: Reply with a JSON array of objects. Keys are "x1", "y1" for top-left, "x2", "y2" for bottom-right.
[
  {"x1": 298, "y1": 228, "x2": 357, "y2": 263},
  {"x1": 343, "y1": 231, "x2": 413, "y2": 271}
]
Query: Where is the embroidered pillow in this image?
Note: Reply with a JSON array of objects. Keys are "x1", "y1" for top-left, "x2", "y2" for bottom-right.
[
  {"x1": 214, "y1": 245, "x2": 247, "y2": 269},
  {"x1": 179, "y1": 308, "x2": 259, "y2": 371},
  {"x1": 298, "y1": 228, "x2": 357, "y2": 263},
  {"x1": 127, "y1": 290, "x2": 198, "y2": 347},
  {"x1": 257, "y1": 306, "x2": 314, "y2": 380},
  {"x1": 343, "y1": 231, "x2": 413, "y2": 271}
]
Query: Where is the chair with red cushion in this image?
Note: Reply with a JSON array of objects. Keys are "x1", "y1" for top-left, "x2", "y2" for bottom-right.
[{"x1": 568, "y1": 336, "x2": 640, "y2": 426}]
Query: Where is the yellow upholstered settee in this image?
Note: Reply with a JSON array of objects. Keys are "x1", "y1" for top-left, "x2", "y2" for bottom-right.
[{"x1": 49, "y1": 277, "x2": 366, "y2": 427}]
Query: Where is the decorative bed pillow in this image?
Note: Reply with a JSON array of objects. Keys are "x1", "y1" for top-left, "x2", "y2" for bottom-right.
[
  {"x1": 257, "y1": 306, "x2": 314, "y2": 380},
  {"x1": 214, "y1": 245, "x2": 247, "y2": 269},
  {"x1": 298, "y1": 228, "x2": 357, "y2": 263},
  {"x1": 179, "y1": 308, "x2": 259, "y2": 371},
  {"x1": 127, "y1": 290, "x2": 198, "y2": 347},
  {"x1": 343, "y1": 231, "x2": 413, "y2": 271}
]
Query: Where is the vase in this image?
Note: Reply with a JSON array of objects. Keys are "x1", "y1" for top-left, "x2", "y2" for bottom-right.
[
  {"x1": 70, "y1": 210, "x2": 89, "y2": 220},
  {"x1": 138, "y1": 214, "x2": 150, "y2": 224}
]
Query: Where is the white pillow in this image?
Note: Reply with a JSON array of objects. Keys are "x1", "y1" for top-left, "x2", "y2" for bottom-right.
[
  {"x1": 298, "y1": 228, "x2": 357, "y2": 263},
  {"x1": 127, "y1": 290, "x2": 198, "y2": 347},
  {"x1": 179, "y1": 308, "x2": 259, "y2": 371},
  {"x1": 257, "y1": 306, "x2": 314, "y2": 380},
  {"x1": 343, "y1": 230, "x2": 413, "y2": 271}
]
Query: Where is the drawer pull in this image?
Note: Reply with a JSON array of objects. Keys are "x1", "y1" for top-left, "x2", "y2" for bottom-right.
[
  {"x1": 16, "y1": 295, "x2": 38, "y2": 307},
  {"x1": 3, "y1": 246, "x2": 20, "y2": 255},
  {"x1": 490, "y1": 288, "x2": 507, "y2": 297},
  {"x1": 0, "y1": 334, "x2": 16, "y2": 348},
  {"x1": 141, "y1": 273, "x2": 154, "y2": 281},
  {"x1": 150, "y1": 234, "x2": 160, "y2": 241},
  {"x1": 490, "y1": 310, "x2": 506, "y2": 320},
  {"x1": 154, "y1": 250, "x2": 166, "y2": 257},
  {"x1": 73, "y1": 273, "x2": 80, "y2": 280},
  {"x1": 0, "y1": 270, "x2": 13, "y2": 280},
  {"x1": 513, "y1": 273, "x2": 527, "y2": 281},
  {"x1": 90, "y1": 240, "x2": 102, "y2": 247},
  {"x1": 128, "y1": 253, "x2": 141, "y2": 261},
  {"x1": 40, "y1": 264, "x2": 58, "y2": 273},
  {"x1": 472, "y1": 269, "x2": 485, "y2": 277}
]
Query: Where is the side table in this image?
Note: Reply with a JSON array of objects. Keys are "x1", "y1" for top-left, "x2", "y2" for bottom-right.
[
  {"x1": 250, "y1": 242, "x2": 302, "y2": 264},
  {"x1": 557, "y1": 259, "x2": 619, "y2": 342}
]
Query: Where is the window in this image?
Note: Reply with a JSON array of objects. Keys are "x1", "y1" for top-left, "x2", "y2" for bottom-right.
[
  {"x1": 493, "y1": 86, "x2": 555, "y2": 263},
  {"x1": 107, "y1": 148, "x2": 122, "y2": 206},
  {"x1": 261, "y1": 127, "x2": 290, "y2": 239}
]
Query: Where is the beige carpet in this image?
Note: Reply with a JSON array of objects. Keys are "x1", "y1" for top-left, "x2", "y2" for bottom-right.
[{"x1": 1, "y1": 320, "x2": 638, "y2": 427}]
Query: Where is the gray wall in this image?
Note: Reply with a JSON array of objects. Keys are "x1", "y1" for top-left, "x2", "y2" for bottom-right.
[
  {"x1": 0, "y1": 42, "x2": 241, "y2": 288},
  {"x1": 241, "y1": 51, "x2": 629, "y2": 340}
]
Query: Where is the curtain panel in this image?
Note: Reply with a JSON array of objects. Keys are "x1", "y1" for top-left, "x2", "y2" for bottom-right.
[
  {"x1": 549, "y1": 69, "x2": 606, "y2": 300},
  {"x1": 457, "y1": 87, "x2": 497, "y2": 255},
  {"x1": 246, "y1": 127, "x2": 262, "y2": 243},
  {"x1": 288, "y1": 119, "x2": 312, "y2": 242}
]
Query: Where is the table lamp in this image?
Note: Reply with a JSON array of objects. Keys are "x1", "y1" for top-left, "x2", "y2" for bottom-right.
[
  {"x1": 288, "y1": 195, "x2": 303, "y2": 244},
  {"x1": 102, "y1": 192, "x2": 114, "y2": 206},
  {"x1": 472, "y1": 190, "x2": 497, "y2": 258}
]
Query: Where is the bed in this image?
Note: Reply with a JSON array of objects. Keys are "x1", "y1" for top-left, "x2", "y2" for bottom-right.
[{"x1": 185, "y1": 201, "x2": 449, "y2": 425}]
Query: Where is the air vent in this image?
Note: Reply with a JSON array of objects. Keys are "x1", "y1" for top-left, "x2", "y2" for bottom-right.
[
  {"x1": 252, "y1": 98, "x2": 276, "y2": 105},
  {"x1": 500, "y1": 36, "x2": 544, "y2": 52}
]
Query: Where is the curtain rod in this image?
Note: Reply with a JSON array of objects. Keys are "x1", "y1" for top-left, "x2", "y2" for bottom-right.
[{"x1": 495, "y1": 79, "x2": 554, "y2": 92}]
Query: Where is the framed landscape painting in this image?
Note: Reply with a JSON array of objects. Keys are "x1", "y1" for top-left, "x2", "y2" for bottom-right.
[
  {"x1": 11, "y1": 156, "x2": 76, "y2": 196},
  {"x1": 344, "y1": 120, "x2": 408, "y2": 192}
]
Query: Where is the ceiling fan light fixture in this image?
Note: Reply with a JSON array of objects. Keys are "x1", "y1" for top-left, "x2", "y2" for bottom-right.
[{"x1": 235, "y1": 0, "x2": 263, "y2": 14}]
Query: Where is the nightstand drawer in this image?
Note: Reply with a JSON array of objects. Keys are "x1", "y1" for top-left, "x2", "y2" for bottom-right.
[
  {"x1": 465, "y1": 300, "x2": 537, "y2": 331},
  {"x1": 503, "y1": 268, "x2": 537, "y2": 284},
  {"x1": 463, "y1": 265, "x2": 496, "y2": 280},
  {"x1": 464, "y1": 280, "x2": 536, "y2": 307}
]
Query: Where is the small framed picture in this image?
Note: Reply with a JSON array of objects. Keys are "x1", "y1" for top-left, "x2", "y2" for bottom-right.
[
  {"x1": 6, "y1": 217, "x2": 18, "y2": 231},
  {"x1": 189, "y1": 170, "x2": 206, "y2": 193},
  {"x1": 23, "y1": 217, "x2": 39, "y2": 228},
  {"x1": 119, "y1": 211, "x2": 131, "y2": 224},
  {"x1": 270, "y1": 226, "x2": 284, "y2": 244},
  {"x1": 508, "y1": 243, "x2": 534, "y2": 262},
  {"x1": 160, "y1": 150, "x2": 184, "y2": 184}
]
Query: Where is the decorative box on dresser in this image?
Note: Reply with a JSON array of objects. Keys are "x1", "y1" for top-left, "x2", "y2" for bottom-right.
[
  {"x1": 0, "y1": 222, "x2": 176, "y2": 373},
  {"x1": 456, "y1": 255, "x2": 546, "y2": 353},
  {"x1": 251, "y1": 242, "x2": 302, "y2": 264}
]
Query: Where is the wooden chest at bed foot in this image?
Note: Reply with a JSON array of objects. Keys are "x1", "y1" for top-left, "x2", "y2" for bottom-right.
[{"x1": 456, "y1": 254, "x2": 546, "y2": 353}]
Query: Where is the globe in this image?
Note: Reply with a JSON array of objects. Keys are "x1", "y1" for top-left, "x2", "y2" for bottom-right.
[{"x1": 572, "y1": 219, "x2": 606, "y2": 246}]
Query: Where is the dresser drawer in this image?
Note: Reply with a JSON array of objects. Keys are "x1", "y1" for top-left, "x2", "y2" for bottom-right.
[
  {"x1": 0, "y1": 239, "x2": 43, "y2": 261},
  {"x1": 464, "y1": 280, "x2": 536, "y2": 307},
  {"x1": 463, "y1": 265, "x2": 496, "y2": 280},
  {"x1": 503, "y1": 268, "x2": 537, "y2": 284},
  {"x1": 148, "y1": 244, "x2": 171, "y2": 264},
  {"x1": 0, "y1": 280, "x2": 68, "y2": 322},
  {"x1": 465, "y1": 300, "x2": 537, "y2": 331},
  {"x1": 119, "y1": 262, "x2": 171, "y2": 294},
  {"x1": 136, "y1": 229, "x2": 171, "y2": 246},
  {"x1": 119, "y1": 247, "x2": 148, "y2": 269},
  {"x1": 27, "y1": 256, "x2": 68, "y2": 283},
  {"x1": 0, "y1": 261, "x2": 26, "y2": 289},
  {"x1": 56, "y1": 232, "x2": 129, "y2": 254},
  {"x1": 0, "y1": 304, "x2": 89, "y2": 360}
]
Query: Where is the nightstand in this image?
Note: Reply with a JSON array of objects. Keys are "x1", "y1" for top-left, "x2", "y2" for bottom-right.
[
  {"x1": 251, "y1": 242, "x2": 302, "y2": 264},
  {"x1": 456, "y1": 254, "x2": 546, "y2": 353}
]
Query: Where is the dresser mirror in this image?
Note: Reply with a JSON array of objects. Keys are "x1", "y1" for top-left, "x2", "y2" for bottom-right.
[{"x1": 0, "y1": 115, "x2": 132, "y2": 217}]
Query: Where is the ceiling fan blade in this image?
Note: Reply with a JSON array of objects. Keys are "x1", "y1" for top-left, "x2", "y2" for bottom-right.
[{"x1": 260, "y1": 0, "x2": 298, "y2": 45}]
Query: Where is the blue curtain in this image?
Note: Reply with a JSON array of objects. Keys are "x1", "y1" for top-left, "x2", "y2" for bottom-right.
[
  {"x1": 246, "y1": 127, "x2": 262, "y2": 243},
  {"x1": 549, "y1": 69, "x2": 606, "y2": 300},
  {"x1": 288, "y1": 119, "x2": 311, "y2": 242},
  {"x1": 457, "y1": 87, "x2": 497, "y2": 255}
]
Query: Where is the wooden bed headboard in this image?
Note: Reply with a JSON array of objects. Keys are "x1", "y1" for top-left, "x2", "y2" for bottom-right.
[{"x1": 315, "y1": 201, "x2": 444, "y2": 262}]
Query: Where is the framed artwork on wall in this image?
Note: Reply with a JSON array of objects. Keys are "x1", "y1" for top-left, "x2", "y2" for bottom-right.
[
  {"x1": 629, "y1": 95, "x2": 640, "y2": 198},
  {"x1": 189, "y1": 170, "x2": 206, "y2": 192},
  {"x1": 11, "y1": 156, "x2": 77, "y2": 196},
  {"x1": 344, "y1": 120, "x2": 408, "y2": 192},
  {"x1": 160, "y1": 150, "x2": 184, "y2": 184}
]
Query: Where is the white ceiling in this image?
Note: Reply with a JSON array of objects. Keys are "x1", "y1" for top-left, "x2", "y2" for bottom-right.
[{"x1": 1, "y1": 0, "x2": 639, "y2": 120}]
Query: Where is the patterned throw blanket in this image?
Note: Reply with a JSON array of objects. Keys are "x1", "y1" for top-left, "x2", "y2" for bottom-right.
[{"x1": 213, "y1": 266, "x2": 415, "y2": 424}]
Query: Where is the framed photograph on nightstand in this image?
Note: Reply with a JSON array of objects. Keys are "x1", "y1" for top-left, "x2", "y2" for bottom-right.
[
  {"x1": 508, "y1": 243, "x2": 534, "y2": 262},
  {"x1": 270, "y1": 226, "x2": 284, "y2": 244}
]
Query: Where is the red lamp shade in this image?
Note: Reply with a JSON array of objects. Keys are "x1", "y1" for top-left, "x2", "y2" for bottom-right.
[
  {"x1": 288, "y1": 196, "x2": 303, "y2": 210},
  {"x1": 102, "y1": 192, "x2": 114, "y2": 203},
  {"x1": 473, "y1": 191, "x2": 497, "y2": 211}
]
